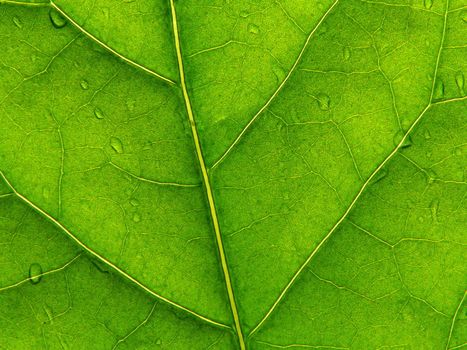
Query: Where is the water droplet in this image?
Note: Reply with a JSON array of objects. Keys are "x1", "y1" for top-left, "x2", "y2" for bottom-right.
[
  {"x1": 424, "y1": 0, "x2": 433, "y2": 9},
  {"x1": 425, "y1": 168, "x2": 437, "y2": 184},
  {"x1": 110, "y1": 137, "x2": 124, "y2": 154},
  {"x1": 91, "y1": 260, "x2": 109, "y2": 274},
  {"x1": 455, "y1": 72, "x2": 464, "y2": 94},
  {"x1": 424, "y1": 129, "x2": 431, "y2": 140},
  {"x1": 248, "y1": 23, "x2": 259, "y2": 34},
  {"x1": 272, "y1": 64, "x2": 286, "y2": 81},
  {"x1": 44, "y1": 304, "x2": 54, "y2": 324},
  {"x1": 343, "y1": 47, "x2": 351, "y2": 61},
  {"x1": 126, "y1": 99, "x2": 136, "y2": 111},
  {"x1": 430, "y1": 199, "x2": 439, "y2": 222},
  {"x1": 42, "y1": 187, "x2": 50, "y2": 199},
  {"x1": 373, "y1": 168, "x2": 388, "y2": 184},
  {"x1": 49, "y1": 9, "x2": 67, "y2": 29},
  {"x1": 94, "y1": 107, "x2": 105, "y2": 120},
  {"x1": 58, "y1": 336, "x2": 69, "y2": 350},
  {"x1": 418, "y1": 216, "x2": 424, "y2": 223},
  {"x1": 433, "y1": 80, "x2": 444, "y2": 100},
  {"x1": 102, "y1": 7, "x2": 110, "y2": 19},
  {"x1": 401, "y1": 118, "x2": 413, "y2": 132},
  {"x1": 80, "y1": 80, "x2": 89, "y2": 90},
  {"x1": 13, "y1": 16, "x2": 22, "y2": 29},
  {"x1": 319, "y1": 23, "x2": 328, "y2": 36},
  {"x1": 461, "y1": 10, "x2": 467, "y2": 22},
  {"x1": 143, "y1": 141, "x2": 152, "y2": 151},
  {"x1": 317, "y1": 93, "x2": 330, "y2": 111},
  {"x1": 393, "y1": 131, "x2": 412, "y2": 148},
  {"x1": 130, "y1": 198, "x2": 139, "y2": 207},
  {"x1": 29, "y1": 263, "x2": 42, "y2": 284},
  {"x1": 132, "y1": 212, "x2": 141, "y2": 223},
  {"x1": 240, "y1": 10, "x2": 249, "y2": 18}
]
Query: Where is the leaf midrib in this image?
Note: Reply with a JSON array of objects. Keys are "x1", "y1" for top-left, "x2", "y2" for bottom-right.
[{"x1": 168, "y1": 0, "x2": 246, "y2": 348}]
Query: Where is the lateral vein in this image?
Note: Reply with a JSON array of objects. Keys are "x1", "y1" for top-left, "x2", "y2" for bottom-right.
[
  {"x1": 0, "y1": 170, "x2": 229, "y2": 330},
  {"x1": 48, "y1": 1, "x2": 176, "y2": 85},
  {"x1": 2, "y1": 0, "x2": 176, "y2": 84},
  {"x1": 210, "y1": 0, "x2": 340, "y2": 171},
  {"x1": 249, "y1": 102, "x2": 433, "y2": 337},
  {"x1": 250, "y1": 0, "x2": 454, "y2": 336},
  {"x1": 169, "y1": 1, "x2": 246, "y2": 348}
]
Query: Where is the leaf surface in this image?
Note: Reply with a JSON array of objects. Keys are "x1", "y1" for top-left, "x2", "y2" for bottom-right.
[{"x1": 0, "y1": 0, "x2": 465, "y2": 349}]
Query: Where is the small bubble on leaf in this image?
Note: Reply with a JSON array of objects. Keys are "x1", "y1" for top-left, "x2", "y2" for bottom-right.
[
  {"x1": 102, "y1": 8, "x2": 110, "y2": 19},
  {"x1": 317, "y1": 93, "x2": 330, "y2": 111},
  {"x1": 29, "y1": 263, "x2": 43, "y2": 284},
  {"x1": 126, "y1": 99, "x2": 136, "y2": 111},
  {"x1": 13, "y1": 16, "x2": 22, "y2": 29},
  {"x1": 80, "y1": 80, "x2": 89, "y2": 90},
  {"x1": 110, "y1": 137, "x2": 124, "y2": 154},
  {"x1": 424, "y1": 0, "x2": 433, "y2": 9},
  {"x1": 272, "y1": 64, "x2": 286, "y2": 81},
  {"x1": 393, "y1": 131, "x2": 412, "y2": 148},
  {"x1": 92, "y1": 260, "x2": 109, "y2": 274},
  {"x1": 319, "y1": 23, "x2": 328, "y2": 35},
  {"x1": 44, "y1": 304, "x2": 54, "y2": 324},
  {"x1": 240, "y1": 10, "x2": 249, "y2": 18},
  {"x1": 461, "y1": 10, "x2": 467, "y2": 22},
  {"x1": 373, "y1": 168, "x2": 388, "y2": 184},
  {"x1": 132, "y1": 212, "x2": 141, "y2": 223},
  {"x1": 49, "y1": 9, "x2": 67, "y2": 29},
  {"x1": 430, "y1": 199, "x2": 439, "y2": 222},
  {"x1": 455, "y1": 72, "x2": 464, "y2": 93},
  {"x1": 94, "y1": 107, "x2": 105, "y2": 120},
  {"x1": 343, "y1": 47, "x2": 351, "y2": 61},
  {"x1": 248, "y1": 23, "x2": 259, "y2": 34},
  {"x1": 425, "y1": 168, "x2": 437, "y2": 184},
  {"x1": 143, "y1": 141, "x2": 153, "y2": 151},
  {"x1": 433, "y1": 80, "x2": 444, "y2": 100},
  {"x1": 42, "y1": 187, "x2": 50, "y2": 199}
]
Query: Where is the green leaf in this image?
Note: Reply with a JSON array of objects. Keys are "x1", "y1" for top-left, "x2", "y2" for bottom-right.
[{"x1": 0, "y1": 0, "x2": 465, "y2": 349}]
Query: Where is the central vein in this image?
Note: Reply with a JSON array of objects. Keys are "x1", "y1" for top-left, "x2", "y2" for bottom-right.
[{"x1": 168, "y1": 1, "x2": 246, "y2": 348}]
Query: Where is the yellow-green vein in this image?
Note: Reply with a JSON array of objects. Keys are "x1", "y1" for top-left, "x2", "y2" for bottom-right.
[{"x1": 169, "y1": 0, "x2": 246, "y2": 348}]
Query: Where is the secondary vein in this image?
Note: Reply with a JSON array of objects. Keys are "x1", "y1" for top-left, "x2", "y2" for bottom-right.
[
  {"x1": 250, "y1": 0, "x2": 452, "y2": 335},
  {"x1": 169, "y1": 1, "x2": 246, "y2": 348},
  {"x1": 210, "y1": 0, "x2": 340, "y2": 171},
  {"x1": 0, "y1": 170, "x2": 229, "y2": 330},
  {"x1": 49, "y1": 1, "x2": 176, "y2": 85}
]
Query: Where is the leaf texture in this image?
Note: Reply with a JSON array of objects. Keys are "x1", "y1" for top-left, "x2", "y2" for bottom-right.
[{"x1": 0, "y1": 0, "x2": 465, "y2": 349}]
